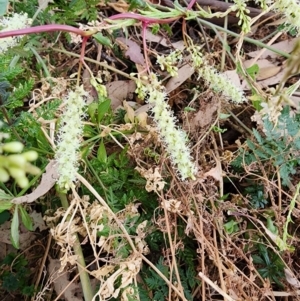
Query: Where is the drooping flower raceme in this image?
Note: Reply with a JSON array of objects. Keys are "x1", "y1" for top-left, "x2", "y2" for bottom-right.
[
  {"x1": 0, "y1": 13, "x2": 32, "y2": 52},
  {"x1": 189, "y1": 46, "x2": 246, "y2": 103},
  {"x1": 273, "y1": 0, "x2": 300, "y2": 34},
  {"x1": 136, "y1": 74, "x2": 197, "y2": 180},
  {"x1": 55, "y1": 86, "x2": 87, "y2": 190}
]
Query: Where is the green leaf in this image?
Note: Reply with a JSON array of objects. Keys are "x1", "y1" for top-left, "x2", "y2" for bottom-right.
[
  {"x1": 0, "y1": 0, "x2": 8, "y2": 16},
  {"x1": 266, "y1": 217, "x2": 278, "y2": 235},
  {"x1": 0, "y1": 200, "x2": 13, "y2": 213},
  {"x1": 97, "y1": 139, "x2": 107, "y2": 164},
  {"x1": 19, "y1": 206, "x2": 33, "y2": 231},
  {"x1": 0, "y1": 210, "x2": 10, "y2": 225},
  {"x1": 93, "y1": 33, "x2": 112, "y2": 47},
  {"x1": 246, "y1": 63, "x2": 259, "y2": 80},
  {"x1": 97, "y1": 99, "x2": 111, "y2": 123},
  {"x1": 11, "y1": 206, "x2": 20, "y2": 249},
  {"x1": 88, "y1": 102, "x2": 98, "y2": 123}
]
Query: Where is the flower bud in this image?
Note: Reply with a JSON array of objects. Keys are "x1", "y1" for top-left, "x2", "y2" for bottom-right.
[
  {"x1": 24, "y1": 164, "x2": 40, "y2": 175},
  {"x1": 7, "y1": 155, "x2": 26, "y2": 167},
  {"x1": 2, "y1": 141, "x2": 24, "y2": 153},
  {"x1": 22, "y1": 151, "x2": 38, "y2": 161},
  {"x1": 0, "y1": 167, "x2": 9, "y2": 182},
  {"x1": 16, "y1": 176, "x2": 29, "y2": 188},
  {"x1": 8, "y1": 167, "x2": 25, "y2": 179}
]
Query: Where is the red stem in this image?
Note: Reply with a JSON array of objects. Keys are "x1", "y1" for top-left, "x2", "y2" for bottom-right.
[
  {"x1": 0, "y1": 24, "x2": 89, "y2": 39},
  {"x1": 187, "y1": 0, "x2": 197, "y2": 9}
]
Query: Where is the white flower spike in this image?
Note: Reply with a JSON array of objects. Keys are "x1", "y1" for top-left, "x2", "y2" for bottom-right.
[
  {"x1": 136, "y1": 74, "x2": 197, "y2": 180},
  {"x1": 55, "y1": 86, "x2": 87, "y2": 190}
]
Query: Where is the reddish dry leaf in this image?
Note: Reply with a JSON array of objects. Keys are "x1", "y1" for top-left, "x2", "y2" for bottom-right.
[
  {"x1": 106, "y1": 80, "x2": 136, "y2": 110},
  {"x1": 204, "y1": 165, "x2": 223, "y2": 182},
  {"x1": 189, "y1": 96, "x2": 219, "y2": 129},
  {"x1": 116, "y1": 37, "x2": 145, "y2": 65},
  {"x1": 145, "y1": 29, "x2": 185, "y2": 51},
  {"x1": 166, "y1": 61, "x2": 195, "y2": 93}
]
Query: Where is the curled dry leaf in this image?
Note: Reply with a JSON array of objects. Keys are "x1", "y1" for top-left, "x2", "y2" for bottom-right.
[{"x1": 135, "y1": 166, "x2": 165, "y2": 192}]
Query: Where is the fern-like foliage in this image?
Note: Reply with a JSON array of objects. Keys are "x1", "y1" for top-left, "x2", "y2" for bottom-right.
[
  {"x1": 232, "y1": 106, "x2": 300, "y2": 186},
  {"x1": 47, "y1": 0, "x2": 99, "y2": 24},
  {"x1": 141, "y1": 257, "x2": 196, "y2": 301},
  {"x1": 0, "y1": 55, "x2": 34, "y2": 110}
]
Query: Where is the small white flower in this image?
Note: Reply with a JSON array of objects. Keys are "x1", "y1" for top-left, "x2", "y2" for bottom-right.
[
  {"x1": 55, "y1": 86, "x2": 87, "y2": 190},
  {"x1": 0, "y1": 13, "x2": 32, "y2": 52}
]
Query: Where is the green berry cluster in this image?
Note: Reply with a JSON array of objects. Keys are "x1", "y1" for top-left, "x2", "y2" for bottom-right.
[{"x1": 0, "y1": 139, "x2": 40, "y2": 188}]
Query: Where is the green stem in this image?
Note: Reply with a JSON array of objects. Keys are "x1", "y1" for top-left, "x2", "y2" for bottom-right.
[
  {"x1": 197, "y1": 18, "x2": 291, "y2": 58},
  {"x1": 57, "y1": 190, "x2": 94, "y2": 301},
  {"x1": 49, "y1": 48, "x2": 133, "y2": 80}
]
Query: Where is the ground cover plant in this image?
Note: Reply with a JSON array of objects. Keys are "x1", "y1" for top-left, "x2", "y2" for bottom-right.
[{"x1": 0, "y1": 0, "x2": 300, "y2": 300}]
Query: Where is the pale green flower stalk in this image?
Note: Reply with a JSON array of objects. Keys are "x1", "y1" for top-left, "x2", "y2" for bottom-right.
[
  {"x1": 136, "y1": 74, "x2": 197, "y2": 180},
  {"x1": 0, "y1": 13, "x2": 32, "y2": 52},
  {"x1": 232, "y1": 0, "x2": 251, "y2": 33},
  {"x1": 55, "y1": 86, "x2": 87, "y2": 190},
  {"x1": 189, "y1": 46, "x2": 246, "y2": 103},
  {"x1": 156, "y1": 50, "x2": 183, "y2": 77}
]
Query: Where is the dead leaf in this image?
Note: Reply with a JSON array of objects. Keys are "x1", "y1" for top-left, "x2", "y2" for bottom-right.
[
  {"x1": 204, "y1": 166, "x2": 223, "y2": 182},
  {"x1": 284, "y1": 268, "x2": 300, "y2": 288},
  {"x1": 256, "y1": 65, "x2": 282, "y2": 81},
  {"x1": 116, "y1": 37, "x2": 145, "y2": 65},
  {"x1": 136, "y1": 111, "x2": 148, "y2": 127},
  {"x1": 108, "y1": 0, "x2": 130, "y2": 13},
  {"x1": 166, "y1": 61, "x2": 195, "y2": 93},
  {"x1": 0, "y1": 222, "x2": 36, "y2": 249},
  {"x1": 106, "y1": 80, "x2": 136, "y2": 110},
  {"x1": 247, "y1": 38, "x2": 298, "y2": 59},
  {"x1": 145, "y1": 29, "x2": 185, "y2": 51},
  {"x1": 243, "y1": 59, "x2": 282, "y2": 81},
  {"x1": 30, "y1": 211, "x2": 48, "y2": 231},
  {"x1": 189, "y1": 95, "x2": 219, "y2": 129},
  {"x1": 223, "y1": 70, "x2": 243, "y2": 89},
  {"x1": 123, "y1": 100, "x2": 135, "y2": 123},
  {"x1": 48, "y1": 258, "x2": 83, "y2": 301},
  {"x1": 12, "y1": 160, "x2": 58, "y2": 204}
]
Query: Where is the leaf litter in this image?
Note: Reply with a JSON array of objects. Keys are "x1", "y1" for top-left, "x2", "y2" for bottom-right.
[{"x1": 2, "y1": 1, "x2": 300, "y2": 301}]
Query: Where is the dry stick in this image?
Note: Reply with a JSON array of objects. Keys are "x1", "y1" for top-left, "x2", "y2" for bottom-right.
[
  {"x1": 31, "y1": 234, "x2": 52, "y2": 301},
  {"x1": 199, "y1": 272, "x2": 236, "y2": 301},
  {"x1": 277, "y1": 169, "x2": 282, "y2": 213},
  {"x1": 77, "y1": 173, "x2": 189, "y2": 301},
  {"x1": 212, "y1": 227, "x2": 227, "y2": 301},
  {"x1": 160, "y1": 193, "x2": 186, "y2": 299},
  {"x1": 251, "y1": 31, "x2": 284, "y2": 65},
  {"x1": 220, "y1": 3, "x2": 228, "y2": 72}
]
